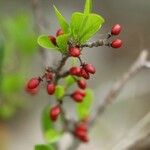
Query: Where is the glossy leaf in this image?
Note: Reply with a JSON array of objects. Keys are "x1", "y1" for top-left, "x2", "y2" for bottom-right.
[
  {"x1": 53, "y1": 5, "x2": 69, "y2": 33},
  {"x1": 79, "y1": 13, "x2": 105, "y2": 43},
  {"x1": 42, "y1": 106, "x2": 62, "y2": 144},
  {"x1": 56, "y1": 34, "x2": 69, "y2": 53},
  {"x1": 84, "y1": 0, "x2": 92, "y2": 14},
  {"x1": 45, "y1": 129, "x2": 62, "y2": 144},
  {"x1": 42, "y1": 106, "x2": 54, "y2": 134},
  {"x1": 35, "y1": 144, "x2": 54, "y2": 150},
  {"x1": 55, "y1": 85, "x2": 65, "y2": 100},
  {"x1": 37, "y1": 35, "x2": 57, "y2": 50},
  {"x1": 70, "y1": 12, "x2": 105, "y2": 44},
  {"x1": 70, "y1": 12, "x2": 85, "y2": 41},
  {"x1": 76, "y1": 89, "x2": 93, "y2": 119},
  {"x1": 65, "y1": 75, "x2": 75, "y2": 87}
]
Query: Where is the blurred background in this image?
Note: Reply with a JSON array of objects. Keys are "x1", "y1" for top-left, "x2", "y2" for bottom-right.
[{"x1": 0, "y1": 0, "x2": 150, "y2": 150}]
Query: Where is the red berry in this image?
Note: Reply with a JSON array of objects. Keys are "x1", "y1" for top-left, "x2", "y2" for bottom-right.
[
  {"x1": 56, "y1": 28, "x2": 64, "y2": 37},
  {"x1": 74, "y1": 124, "x2": 89, "y2": 143},
  {"x1": 77, "y1": 79, "x2": 87, "y2": 89},
  {"x1": 84, "y1": 64, "x2": 96, "y2": 74},
  {"x1": 76, "y1": 123, "x2": 88, "y2": 133},
  {"x1": 71, "y1": 93, "x2": 84, "y2": 103},
  {"x1": 80, "y1": 134, "x2": 89, "y2": 143},
  {"x1": 111, "y1": 24, "x2": 122, "y2": 35},
  {"x1": 69, "y1": 47, "x2": 81, "y2": 57},
  {"x1": 47, "y1": 83, "x2": 56, "y2": 95},
  {"x1": 27, "y1": 78, "x2": 40, "y2": 89},
  {"x1": 111, "y1": 39, "x2": 122, "y2": 48},
  {"x1": 71, "y1": 89, "x2": 86, "y2": 103},
  {"x1": 50, "y1": 105, "x2": 61, "y2": 121},
  {"x1": 80, "y1": 68, "x2": 90, "y2": 79},
  {"x1": 48, "y1": 35, "x2": 56, "y2": 45},
  {"x1": 45, "y1": 72, "x2": 53, "y2": 80},
  {"x1": 25, "y1": 85, "x2": 38, "y2": 95},
  {"x1": 77, "y1": 89, "x2": 86, "y2": 97},
  {"x1": 69, "y1": 67, "x2": 81, "y2": 76}
]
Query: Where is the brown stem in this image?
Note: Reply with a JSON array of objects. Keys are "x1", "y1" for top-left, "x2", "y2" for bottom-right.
[
  {"x1": 89, "y1": 50, "x2": 150, "y2": 126},
  {"x1": 81, "y1": 39, "x2": 108, "y2": 48}
]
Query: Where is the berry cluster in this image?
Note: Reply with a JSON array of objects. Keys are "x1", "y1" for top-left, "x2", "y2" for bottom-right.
[
  {"x1": 110, "y1": 24, "x2": 122, "y2": 48},
  {"x1": 26, "y1": 24, "x2": 122, "y2": 143}
]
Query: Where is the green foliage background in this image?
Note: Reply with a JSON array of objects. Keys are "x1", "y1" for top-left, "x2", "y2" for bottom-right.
[{"x1": 0, "y1": 13, "x2": 37, "y2": 120}]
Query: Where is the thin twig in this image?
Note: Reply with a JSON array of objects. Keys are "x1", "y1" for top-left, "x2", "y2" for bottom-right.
[
  {"x1": 89, "y1": 50, "x2": 150, "y2": 126},
  {"x1": 81, "y1": 39, "x2": 108, "y2": 48},
  {"x1": 112, "y1": 112, "x2": 150, "y2": 150},
  {"x1": 68, "y1": 50, "x2": 150, "y2": 150}
]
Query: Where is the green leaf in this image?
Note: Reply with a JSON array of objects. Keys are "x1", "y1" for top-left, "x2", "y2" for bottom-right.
[
  {"x1": 76, "y1": 89, "x2": 93, "y2": 120},
  {"x1": 65, "y1": 75, "x2": 75, "y2": 87},
  {"x1": 42, "y1": 106, "x2": 54, "y2": 134},
  {"x1": 42, "y1": 106, "x2": 62, "y2": 144},
  {"x1": 35, "y1": 144, "x2": 54, "y2": 150},
  {"x1": 79, "y1": 14, "x2": 105, "y2": 43},
  {"x1": 84, "y1": 0, "x2": 92, "y2": 14},
  {"x1": 53, "y1": 5, "x2": 69, "y2": 33},
  {"x1": 70, "y1": 12, "x2": 85, "y2": 41},
  {"x1": 37, "y1": 35, "x2": 57, "y2": 50},
  {"x1": 56, "y1": 34, "x2": 69, "y2": 53},
  {"x1": 45, "y1": 129, "x2": 62, "y2": 144},
  {"x1": 70, "y1": 12, "x2": 105, "y2": 44},
  {"x1": 55, "y1": 85, "x2": 65, "y2": 100}
]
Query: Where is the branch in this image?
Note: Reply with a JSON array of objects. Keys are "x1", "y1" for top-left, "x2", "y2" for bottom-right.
[
  {"x1": 112, "y1": 112, "x2": 150, "y2": 150},
  {"x1": 81, "y1": 39, "x2": 108, "y2": 48},
  {"x1": 90, "y1": 50, "x2": 150, "y2": 126},
  {"x1": 67, "y1": 50, "x2": 150, "y2": 150}
]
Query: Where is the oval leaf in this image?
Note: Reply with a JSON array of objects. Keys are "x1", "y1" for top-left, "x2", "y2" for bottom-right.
[
  {"x1": 65, "y1": 75, "x2": 75, "y2": 87},
  {"x1": 42, "y1": 106, "x2": 54, "y2": 133},
  {"x1": 45, "y1": 129, "x2": 62, "y2": 144},
  {"x1": 37, "y1": 35, "x2": 57, "y2": 50},
  {"x1": 79, "y1": 13, "x2": 105, "y2": 43},
  {"x1": 76, "y1": 89, "x2": 93, "y2": 120},
  {"x1": 56, "y1": 34, "x2": 69, "y2": 53},
  {"x1": 70, "y1": 12, "x2": 105, "y2": 44},
  {"x1": 55, "y1": 85, "x2": 65, "y2": 100}
]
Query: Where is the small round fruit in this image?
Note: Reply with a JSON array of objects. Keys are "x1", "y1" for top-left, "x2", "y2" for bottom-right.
[
  {"x1": 80, "y1": 68, "x2": 90, "y2": 79},
  {"x1": 69, "y1": 67, "x2": 81, "y2": 76},
  {"x1": 77, "y1": 80, "x2": 87, "y2": 89},
  {"x1": 76, "y1": 123, "x2": 88, "y2": 133},
  {"x1": 111, "y1": 39, "x2": 122, "y2": 48},
  {"x1": 69, "y1": 47, "x2": 81, "y2": 57},
  {"x1": 111, "y1": 24, "x2": 122, "y2": 35},
  {"x1": 25, "y1": 85, "x2": 38, "y2": 95},
  {"x1": 84, "y1": 64, "x2": 96, "y2": 74},
  {"x1": 47, "y1": 83, "x2": 56, "y2": 95},
  {"x1": 50, "y1": 105, "x2": 61, "y2": 121},
  {"x1": 56, "y1": 28, "x2": 64, "y2": 37},
  {"x1": 48, "y1": 35, "x2": 56, "y2": 45},
  {"x1": 27, "y1": 78, "x2": 40, "y2": 89},
  {"x1": 74, "y1": 126, "x2": 89, "y2": 143},
  {"x1": 71, "y1": 93, "x2": 84, "y2": 103}
]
